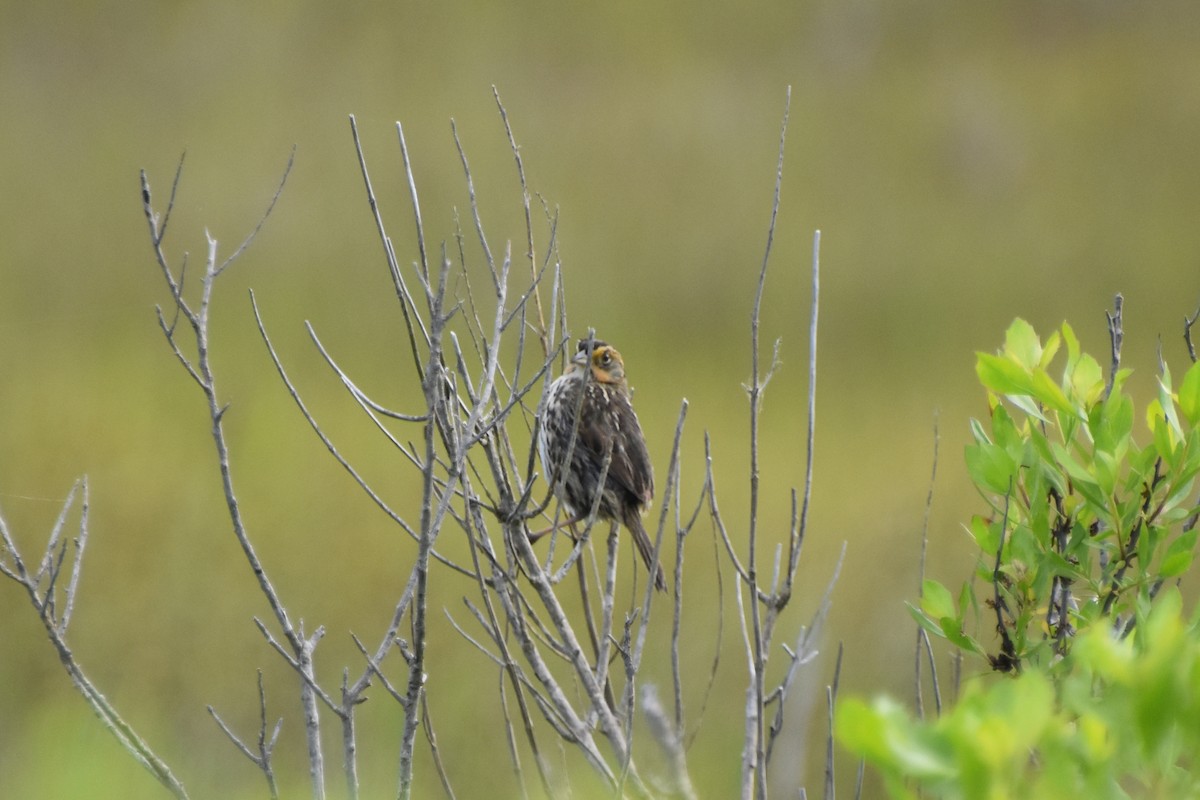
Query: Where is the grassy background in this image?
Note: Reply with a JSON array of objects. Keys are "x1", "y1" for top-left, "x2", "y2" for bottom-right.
[{"x1": 3, "y1": 2, "x2": 1200, "y2": 797}]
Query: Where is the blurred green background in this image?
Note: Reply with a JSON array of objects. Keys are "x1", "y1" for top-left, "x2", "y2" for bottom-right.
[{"x1": 4, "y1": 1, "x2": 1200, "y2": 797}]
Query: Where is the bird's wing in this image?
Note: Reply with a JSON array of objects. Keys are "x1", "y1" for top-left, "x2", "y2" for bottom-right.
[{"x1": 580, "y1": 387, "x2": 653, "y2": 505}]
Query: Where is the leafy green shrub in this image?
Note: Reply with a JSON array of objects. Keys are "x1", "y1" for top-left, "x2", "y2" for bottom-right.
[
  {"x1": 921, "y1": 317, "x2": 1200, "y2": 670},
  {"x1": 840, "y1": 588, "x2": 1200, "y2": 799},
  {"x1": 839, "y1": 316, "x2": 1200, "y2": 797}
]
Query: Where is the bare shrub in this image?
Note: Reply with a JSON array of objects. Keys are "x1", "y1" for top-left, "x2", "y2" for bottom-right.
[{"x1": 1, "y1": 88, "x2": 839, "y2": 800}]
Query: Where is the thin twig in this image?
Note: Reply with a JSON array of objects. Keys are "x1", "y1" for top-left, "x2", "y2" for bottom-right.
[
  {"x1": 783, "y1": 228, "x2": 820, "y2": 604},
  {"x1": 824, "y1": 643, "x2": 844, "y2": 800},
  {"x1": 742, "y1": 83, "x2": 791, "y2": 800},
  {"x1": 493, "y1": 86, "x2": 548, "y2": 358},
  {"x1": 144, "y1": 157, "x2": 327, "y2": 796},
  {"x1": 914, "y1": 414, "x2": 939, "y2": 719},
  {"x1": 764, "y1": 543, "x2": 844, "y2": 769},
  {"x1": 1185, "y1": 299, "x2": 1200, "y2": 363},
  {"x1": 421, "y1": 693, "x2": 458, "y2": 800},
  {"x1": 348, "y1": 115, "x2": 427, "y2": 383},
  {"x1": 1104, "y1": 294, "x2": 1124, "y2": 400},
  {"x1": 989, "y1": 482, "x2": 1019, "y2": 673},
  {"x1": 215, "y1": 146, "x2": 295, "y2": 276},
  {"x1": 59, "y1": 477, "x2": 89, "y2": 635},
  {"x1": 641, "y1": 685, "x2": 698, "y2": 800},
  {"x1": 206, "y1": 671, "x2": 281, "y2": 800},
  {"x1": 0, "y1": 483, "x2": 190, "y2": 798}
]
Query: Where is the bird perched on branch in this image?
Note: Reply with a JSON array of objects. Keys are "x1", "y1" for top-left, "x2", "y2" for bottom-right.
[{"x1": 537, "y1": 337, "x2": 666, "y2": 592}]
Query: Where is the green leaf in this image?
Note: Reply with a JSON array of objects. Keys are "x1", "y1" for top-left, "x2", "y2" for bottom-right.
[
  {"x1": 1040, "y1": 329, "x2": 1062, "y2": 369},
  {"x1": 1004, "y1": 318, "x2": 1042, "y2": 369},
  {"x1": 1073, "y1": 479, "x2": 1109, "y2": 517},
  {"x1": 1093, "y1": 451, "x2": 1118, "y2": 496},
  {"x1": 1029, "y1": 369, "x2": 1078, "y2": 419},
  {"x1": 922, "y1": 579, "x2": 956, "y2": 620},
  {"x1": 977, "y1": 352, "x2": 1035, "y2": 396},
  {"x1": 1160, "y1": 529, "x2": 1198, "y2": 578},
  {"x1": 1158, "y1": 366, "x2": 1184, "y2": 441},
  {"x1": 940, "y1": 620, "x2": 987, "y2": 656},
  {"x1": 1178, "y1": 429, "x2": 1200, "y2": 483},
  {"x1": 958, "y1": 581, "x2": 975, "y2": 619},
  {"x1": 1089, "y1": 391, "x2": 1133, "y2": 459},
  {"x1": 1067, "y1": 352, "x2": 1105, "y2": 407},
  {"x1": 1152, "y1": 408, "x2": 1180, "y2": 470},
  {"x1": 978, "y1": 346, "x2": 1078, "y2": 418},
  {"x1": 1050, "y1": 441, "x2": 1091, "y2": 484},
  {"x1": 834, "y1": 698, "x2": 893, "y2": 764},
  {"x1": 1007, "y1": 392, "x2": 1050, "y2": 423},
  {"x1": 907, "y1": 602, "x2": 943, "y2": 639},
  {"x1": 836, "y1": 696, "x2": 957, "y2": 780},
  {"x1": 1111, "y1": 367, "x2": 1133, "y2": 395},
  {"x1": 1179, "y1": 360, "x2": 1200, "y2": 428},
  {"x1": 967, "y1": 514, "x2": 1000, "y2": 555},
  {"x1": 989, "y1": 402, "x2": 1021, "y2": 447},
  {"x1": 965, "y1": 441, "x2": 1016, "y2": 495},
  {"x1": 1062, "y1": 320, "x2": 1081, "y2": 364},
  {"x1": 977, "y1": 352, "x2": 1078, "y2": 420},
  {"x1": 1158, "y1": 476, "x2": 1197, "y2": 521}
]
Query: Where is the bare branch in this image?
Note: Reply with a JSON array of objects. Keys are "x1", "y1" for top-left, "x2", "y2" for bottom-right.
[
  {"x1": 206, "y1": 671, "x2": 282, "y2": 799},
  {"x1": 765, "y1": 543, "x2": 845, "y2": 770},
  {"x1": 823, "y1": 643, "x2": 844, "y2": 800},
  {"x1": 782, "y1": 229, "x2": 820, "y2": 603},
  {"x1": 492, "y1": 86, "x2": 549, "y2": 358},
  {"x1": 0, "y1": 482, "x2": 189, "y2": 798},
  {"x1": 59, "y1": 477, "x2": 90, "y2": 635},
  {"x1": 1186, "y1": 298, "x2": 1200, "y2": 363},
  {"x1": 421, "y1": 692, "x2": 458, "y2": 800},
  {"x1": 914, "y1": 414, "x2": 939, "y2": 720},
  {"x1": 348, "y1": 114, "x2": 428, "y2": 383},
  {"x1": 743, "y1": 85, "x2": 791, "y2": 800},
  {"x1": 1104, "y1": 293, "x2": 1124, "y2": 400},
  {"x1": 215, "y1": 146, "x2": 295, "y2": 276},
  {"x1": 642, "y1": 684, "x2": 698, "y2": 800},
  {"x1": 33, "y1": 479, "x2": 79, "y2": 587}
]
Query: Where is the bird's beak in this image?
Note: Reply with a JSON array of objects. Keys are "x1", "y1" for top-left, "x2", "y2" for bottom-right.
[{"x1": 571, "y1": 348, "x2": 590, "y2": 366}]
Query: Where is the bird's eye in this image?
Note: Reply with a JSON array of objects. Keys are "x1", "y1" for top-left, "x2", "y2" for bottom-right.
[{"x1": 600, "y1": 351, "x2": 611, "y2": 365}]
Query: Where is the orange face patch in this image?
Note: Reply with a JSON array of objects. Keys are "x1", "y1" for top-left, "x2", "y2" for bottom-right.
[{"x1": 589, "y1": 345, "x2": 625, "y2": 384}]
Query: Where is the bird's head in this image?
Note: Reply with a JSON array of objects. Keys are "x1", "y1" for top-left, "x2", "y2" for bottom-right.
[{"x1": 572, "y1": 338, "x2": 626, "y2": 385}]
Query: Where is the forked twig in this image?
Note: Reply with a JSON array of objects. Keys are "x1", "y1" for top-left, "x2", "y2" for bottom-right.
[
  {"x1": 0, "y1": 480, "x2": 189, "y2": 799},
  {"x1": 914, "y1": 415, "x2": 941, "y2": 719},
  {"x1": 142, "y1": 153, "x2": 327, "y2": 796},
  {"x1": 207, "y1": 671, "x2": 283, "y2": 800}
]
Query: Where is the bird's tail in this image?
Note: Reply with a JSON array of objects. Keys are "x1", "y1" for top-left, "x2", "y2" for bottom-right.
[{"x1": 625, "y1": 511, "x2": 667, "y2": 593}]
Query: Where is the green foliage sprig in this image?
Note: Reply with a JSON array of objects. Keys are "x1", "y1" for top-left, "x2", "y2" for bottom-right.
[
  {"x1": 841, "y1": 588, "x2": 1200, "y2": 799},
  {"x1": 914, "y1": 318, "x2": 1200, "y2": 672},
  {"x1": 840, "y1": 313, "x2": 1200, "y2": 798}
]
